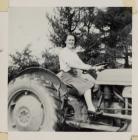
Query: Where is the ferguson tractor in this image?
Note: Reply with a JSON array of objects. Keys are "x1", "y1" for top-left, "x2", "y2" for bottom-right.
[{"x1": 8, "y1": 64, "x2": 132, "y2": 131}]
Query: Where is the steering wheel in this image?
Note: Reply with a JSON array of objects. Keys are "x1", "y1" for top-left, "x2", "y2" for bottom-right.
[{"x1": 82, "y1": 62, "x2": 109, "y2": 78}]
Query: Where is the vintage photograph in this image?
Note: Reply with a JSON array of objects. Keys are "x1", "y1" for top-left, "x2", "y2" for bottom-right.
[{"x1": 8, "y1": 7, "x2": 132, "y2": 132}]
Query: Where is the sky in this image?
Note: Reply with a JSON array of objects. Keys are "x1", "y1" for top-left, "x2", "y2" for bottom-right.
[{"x1": 9, "y1": 7, "x2": 54, "y2": 61}]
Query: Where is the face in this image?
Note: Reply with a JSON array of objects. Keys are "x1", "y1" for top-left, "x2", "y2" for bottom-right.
[{"x1": 65, "y1": 35, "x2": 75, "y2": 49}]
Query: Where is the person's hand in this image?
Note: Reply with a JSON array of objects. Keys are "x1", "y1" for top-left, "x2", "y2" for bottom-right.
[
  {"x1": 95, "y1": 65, "x2": 105, "y2": 71},
  {"x1": 86, "y1": 65, "x2": 105, "y2": 71},
  {"x1": 87, "y1": 65, "x2": 93, "y2": 70}
]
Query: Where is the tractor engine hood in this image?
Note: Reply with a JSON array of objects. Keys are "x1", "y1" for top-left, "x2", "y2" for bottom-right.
[{"x1": 96, "y1": 69, "x2": 132, "y2": 85}]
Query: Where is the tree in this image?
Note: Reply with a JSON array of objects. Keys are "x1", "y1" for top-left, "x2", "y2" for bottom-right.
[
  {"x1": 94, "y1": 7, "x2": 132, "y2": 67},
  {"x1": 47, "y1": 7, "x2": 102, "y2": 65},
  {"x1": 8, "y1": 47, "x2": 39, "y2": 81},
  {"x1": 47, "y1": 7, "x2": 132, "y2": 68},
  {"x1": 41, "y1": 49, "x2": 60, "y2": 73},
  {"x1": 46, "y1": 7, "x2": 82, "y2": 47},
  {"x1": 76, "y1": 7, "x2": 102, "y2": 65}
]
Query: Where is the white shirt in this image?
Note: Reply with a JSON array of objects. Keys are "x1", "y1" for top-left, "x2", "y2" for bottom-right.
[{"x1": 59, "y1": 47, "x2": 91, "y2": 72}]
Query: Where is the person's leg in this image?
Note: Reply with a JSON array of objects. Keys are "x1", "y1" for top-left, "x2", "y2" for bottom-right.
[{"x1": 84, "y1": 89, "x2": 96, "y2": 112}]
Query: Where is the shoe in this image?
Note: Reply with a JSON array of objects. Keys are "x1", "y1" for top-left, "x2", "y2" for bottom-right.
[{"x1": 88, "y1": 110, "x2": 103, "y2": 115}]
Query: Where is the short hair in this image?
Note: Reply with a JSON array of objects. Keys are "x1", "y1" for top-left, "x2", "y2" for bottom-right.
[{"x1": 65, "y1": 33, "x2": 77, "y2": 45}]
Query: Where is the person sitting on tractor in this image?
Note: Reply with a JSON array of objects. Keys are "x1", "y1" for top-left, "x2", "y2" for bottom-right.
[{"x1": 59, "y1": 34, "x2": 103, "y2": 115}]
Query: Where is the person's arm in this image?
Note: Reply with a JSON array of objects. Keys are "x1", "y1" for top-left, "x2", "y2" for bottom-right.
[{"x1": 66, "y1": 52, "x2": 93, "y2": 70}]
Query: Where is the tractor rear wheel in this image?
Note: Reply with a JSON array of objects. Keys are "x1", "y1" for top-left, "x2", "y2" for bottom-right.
[{"x1": 8, "y1": 74, "x2": 61, "y2": 131}]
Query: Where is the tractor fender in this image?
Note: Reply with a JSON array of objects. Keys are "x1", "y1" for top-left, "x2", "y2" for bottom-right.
[{"x1": 9, "y1": 67, "x2": 67, "y2": 99}]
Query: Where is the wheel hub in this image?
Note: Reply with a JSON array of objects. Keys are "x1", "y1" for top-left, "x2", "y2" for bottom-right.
[
  {"x1": 10, "y1": 93, "x2": 44, "y2": 131},
  {"x1": 18, "y1": 107, "x2": 31, "y2": 125}
]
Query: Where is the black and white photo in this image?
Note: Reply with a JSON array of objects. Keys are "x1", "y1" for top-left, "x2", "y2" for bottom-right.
[{"x1": 8, "y1": 7, "x2": 132, "y2": 132}]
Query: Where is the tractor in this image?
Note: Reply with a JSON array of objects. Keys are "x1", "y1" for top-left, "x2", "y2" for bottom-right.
[{"x1": 8, "y1": 64, "x2": 132, "y2": 131}]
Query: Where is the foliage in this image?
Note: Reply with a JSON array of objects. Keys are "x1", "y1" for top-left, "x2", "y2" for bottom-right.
[
  {"x1": 41, "y1": 49, "x2": 60, "y2": 73},
  {"x1": 8, "y1": 47, "x2": 60, "y2": 81},
  {"x1": 8, "y1": 47, "x2": 40, "y2": 81},
  {"x1": 47, "y1": 7, "x2": 132, "y2": 68},
  {"x1": 47, "y1": 7, "x2": 102, "y2": 65},
  {"x1": 94, "y1": 7, "x2": 132, "y2": 67},
  {"x1": 46, "y1": 7, "x2": 82, "y2": 47}
]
